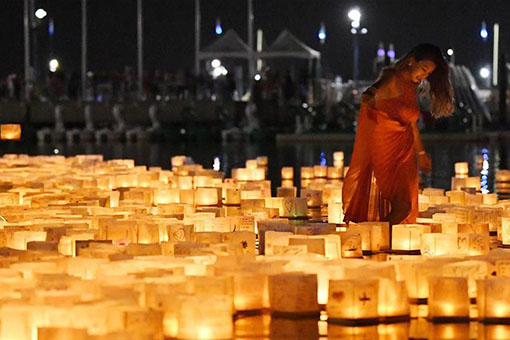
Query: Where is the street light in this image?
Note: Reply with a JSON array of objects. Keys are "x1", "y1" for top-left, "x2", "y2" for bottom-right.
[
  {"x1": 480, "y1": 67, "x2": 490, "y2": 79},
  {"x1": 35, "y1": 8, "x2": 47, "y2": 20},
  {"x1": 49, "y1": 58, "x2": 59, "y2": 72},
  {"x1": 318, "y1": 22, "x2": 326, "y2": 44},
  {"x1": 348, "y1": 7, "x2": 367, "y2": 84}
]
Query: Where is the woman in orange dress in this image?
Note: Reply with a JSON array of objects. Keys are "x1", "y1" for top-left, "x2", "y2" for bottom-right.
[{"x1": 342, "y1": 44, "x2": 454, "y2": 226}]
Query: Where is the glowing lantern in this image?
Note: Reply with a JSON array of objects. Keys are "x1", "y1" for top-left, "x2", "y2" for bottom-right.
[
  {"x1": 256, "y1": 156, "x2": 268, "y2": 167},
  {"x1": 233, "y1": 273, "x2": 268, "y2": 311},
  {"x1": 391, "y1": 224, "x2": 431, "y2": 251},
  {"x1": 195, "y1": 187, "x2": 220, "y2": 206},
  {"x1": 328, "y1": 202, "x2": 343, "y2": 224},
  {"x1": 300, "y1": 189, "x2": 322, "y2": 207},
  {"x1": 339, "y1": 231, "x2": 363, "y2": 258},
  {"x1": 333, "y1": 151, "x2": 344, "y2": 170},
  {"x1": 428, "y1": 276, "x2": 469, "y2": 322},
  {"x1": 327, "y1": 167, "x2": 342, "y2": 179},
  {"x1": 171, "y1": 155, "x2": 189, "y2": 168},
  {"x1": 281, "y1": 180, "x2": 294, "y2": 188},
  {"x1": 281, "y1": 167, "x2": 294, "y2": 180},
  {"x1": 277, "y1": 187, "x2": 296, "y2": 198},
  {"x1": 313, "y1": 166, "x2": 328, "y2": 178},
  {"x1": 268, "y1": 273, "x2": 319, "y2": 317},
  {"x1": 420, "y1": 233, "x2": 458, "y2": 257},
  {"x1": 378, "y1": 279, "x2": 410, "y2": 320},
  {"x1": 246, "y1": 159, "x2": 258, "y2": 170},
  {"x1": 477, "y1": 278, "x2": 510, "y2": 322},
  {"x1": 224, "y1": 188, "x2": 240, "y2": 205},
  {"x1": 0, "y1": 124, "x2": 21, "y2": 140},
  {"x1": 327, "y1": 279, "x2": 379, "y2": 323},
  {"x1": 349, "y1": 222, "x2": 388, "y2": 252},
  {"x1": 153, "y1": 189, "x2": 179, "y2": 204},
  {"x1": 501, "y1": 217, "x2": 510, "y2": 245},
  {"x1": 301, "y1": 167, "x2": 314, "y2": 180},
  {"x1": 454, "y1": 162, "x2": 469, "y2": 178},
  {"x1": 176, "y1": 294, "x2": 233, "y2": 340},
  {"x1": 280, "y1": 198, "x2": 307, "y2": 218},
  {"x1": 446, "y1": 190, "x2": 466, "y2": 205}
]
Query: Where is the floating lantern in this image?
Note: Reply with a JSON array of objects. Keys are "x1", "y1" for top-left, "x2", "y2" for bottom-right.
[
  {"x1": 281, "y1": 167, "x2": 294, "y2": 180},
  {"x1": 420, "y1": 233, "x2": 458, "y2": 257},
  {"x1": 281, "y1": 180, "x2": 294, "y2": 188},
  {"x1": 0, "y1": 124, "x2": 21, "y2": 140},
  {"x1": 391, "y1": 224, "x2": 431, "y2": 251},
  {"x1": 477, "y1": 278, "x2": 510, "y2": 323},
  {"x1": 378, "y1": 279, "x2": 410, "y2": 320},
  {"x1": 153, "y1": 189, "x2": 180, "y2": 204},
  {"x1": 328, "y1": 202, "x2": 343, "y2": 224},
  {"x1": 301, "y1": 167, "x2": 314, "y2": 180},
  {"x1": 454, "y1": 162, "x2": 469, "y2": 178},
  {"x1": 327, "y1": 167, "x2": 342, "y2": 179},
  {"x1": 339, "y1": 231, "x2": 363, "y2": 258},
  {"x1": 276, "y1": 187, "x2": 296, "y2": 198},
  {"x1": 224, "y1": 188, "x2": 240, "y2": 205},
  {"x1": 176, "y1": 294, "x2": 233, "y2": 340},
  {"x1": 246, "y1": 159, "x2": 258, "y2": 170},
  {"x1": 300, "y1": 189, "x2": 322, "y2": 208},
  {"x1": 333, "y1": 151, "x2": 344, "y2": 170},
  {"x1": 349, "y1": 223, "x2": 388, "y2": 252},
  {"x1": 280, "y1": 198, "x2": 307, "y2": 218},
  {"x1": 428, "y1": 276, "x2": 469, "y2": 322},
  {"x1": 195, "y1": 187, "x2": 220, "y2": 206},
  {"x1": 233, "y1": 273, "x2": 268, "y2": 311},
  {"x1": 268, "y1": 273, "x2": 319, "y2": 317},
  {"x1": 256, "y1": 156, "x2": 268, "y2": 167},
  {"x1": 313, "y1": 166, "x2": 328, "y2": 178},
  {"x1": 327, "y1": 279, "x2": 379, "y2": 324}
]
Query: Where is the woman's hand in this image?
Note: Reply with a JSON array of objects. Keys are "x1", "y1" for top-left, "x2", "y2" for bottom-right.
[{"x1": 418, "y1": 152, "x2": 432, "y2": 174}]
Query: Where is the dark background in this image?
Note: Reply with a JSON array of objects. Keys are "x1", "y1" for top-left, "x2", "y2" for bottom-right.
[{"x1": 2, "y1": 0, "x2": 509, "y2": 80}]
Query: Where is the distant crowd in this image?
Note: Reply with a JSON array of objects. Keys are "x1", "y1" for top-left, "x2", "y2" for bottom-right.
[{"x1": 0, "y1": 66, "x2": 315, "y2": 106}]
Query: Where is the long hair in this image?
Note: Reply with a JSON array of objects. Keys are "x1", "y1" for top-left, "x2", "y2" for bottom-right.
[{"x1": 395, "y1": 43, "x2": 454, "y2": 118}]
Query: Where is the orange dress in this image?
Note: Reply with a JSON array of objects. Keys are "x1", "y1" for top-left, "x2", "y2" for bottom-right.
[{"x1": 342, "y1": 76, "x2": 419, "y2": 224}]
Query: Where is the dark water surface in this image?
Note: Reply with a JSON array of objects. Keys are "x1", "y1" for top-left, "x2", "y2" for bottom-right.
[{"x1": 0, "y1": 139, "x2": 508, "y2": 193}]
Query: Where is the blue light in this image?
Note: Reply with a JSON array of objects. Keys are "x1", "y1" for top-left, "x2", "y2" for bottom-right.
[
  {"x1": 480, "y1": 22, "x2": 488, "y2": 40},
  {"x1": 215, "y1": 23, "x2": 223, "y2": 35},
  {"x1": 377, "y1": 48, "x2": 385, "y2": 57},
  {"x1": 387, "y1": 49, "x2": 395, "y2": 58},
  {"x1": 318, "y1": 30, "x2": 326, "y2": 41},
  {"x1": 480, "y1": 147, "x2": 490, "y2": 193},
  {"x1": 48, "y1": 20, "x2": 54, "y2": 36},
  {"x1": 320, "y1": 152, "x2": 327, "y2": 166}
]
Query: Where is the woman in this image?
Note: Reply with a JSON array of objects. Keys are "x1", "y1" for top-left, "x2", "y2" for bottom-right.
[{"x1": 342, "y1": 43, "x2": 454, "y2": 226}]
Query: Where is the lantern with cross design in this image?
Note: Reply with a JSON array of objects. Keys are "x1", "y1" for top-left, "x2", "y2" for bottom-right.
[{"x1": 327, "y1": 279, "x2": 379, "y2": 324}]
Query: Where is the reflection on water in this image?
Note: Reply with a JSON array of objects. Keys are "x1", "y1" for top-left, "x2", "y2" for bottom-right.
[
  {"x1": 0, "y1": 140, "x2": 508, "y2": 193},
  {"x1": 233, "y1": 313, "x2": 510, "y2": 340}
]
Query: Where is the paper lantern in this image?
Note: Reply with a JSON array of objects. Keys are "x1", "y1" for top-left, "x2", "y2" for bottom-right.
[
  {"x1": 420, "y1": 233, "x2": 458, "y2": 257},
  {"x1": 301, "y1": 167, "x2": 314, "y2": 180},
  {"x1": 153, "y1": 189, "x2": 179, "y2": 204},
  {"x1": 301, "y1": 189, "x2": 322, "y2": 208},
  {"x1": 454, "y1": 162, "x2": 469, "y2": 178},
  {"x1": 280, "y1": 198, "x2": 307, "y2": 218},
  {"x1": 268, "y1": 273, "x2": 319, "y2": 317},
  {"x1": 313, "y1": 166, "x2": 328, "y2": 178},
  {"x1": 451, "y1": 176, "x2": 481, "y2": 191},
  {"x1": 349, "y1": 223, "x2": 388, "y2": 252},
  {"x1": 328, "y1": 202, "x2": 343, "y2": 224},
  {"x1": 339, "y1": 231, "x2": 363, "y2": 258},
  {"x1": 501, "y1": 217, "x2": 510, "y2": 245},
  {"x1": 333, "y1": 151, "x2": 344, "y2": 170},
  {"x1": 478, "y1": 324, "x2": 510, "y2": 340},
  {"x1": 391, "y1": 224, "x2": 431, "y2": 251},
  {"x1": 195, "y1": 188, "x2": 219, "y2": 206},
  {"x1": 327, "y1": 279, "x2": 379, "y2": 324},
  {"x1": 428, "y1": 276, "x2": 469, "y2": 322},
  {"x1": 281, "y1": 167, "x2": 294, "y2": 180},
  {"x1": 477, "y1": 278, "x2": 510, "y2": 322},
  {"x1": 446, "y1": 190, "x2": 466, "y2": 205},
  {"x1": 281, "y1": 179, "x2": 294, "y2": 188},
  {"x1": 256, "y1": 156, "x2": 268, "y2": 167},
  {"x1": 246, "y1": 159, "x2": 258, "y2": 170},
  {"x1": 327, "y1": 167, "x2": 342, "y2": 179},
  {"x1": 264, "y1": 231, "x2": 293, "y2": 255},
  {"x1": 0, "y1": 124, "x2": 21, "y2": 140},
  {"x1": 277, "y1": 187, "x2": 296, "y2": 198},
  {"x1": 224, "y1": 188, "x2": 240, "y2": 205},
  {"x1": 456, "y1": 233, "x2": 489, "y2": 256},
  {"x1": 176, "y1": 294, "x2": 233, "y2": 340},
  {"x1": 378, "y1": 279, "x2": 410, "y2": 320},
  {"x1": 233, "y1": 273, "x2": 268, "y2": 311}
]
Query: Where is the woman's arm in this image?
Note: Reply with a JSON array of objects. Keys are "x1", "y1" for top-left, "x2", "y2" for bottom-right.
[{"x1": 412, "y1": 122, "x2": 431, "y2": 173}]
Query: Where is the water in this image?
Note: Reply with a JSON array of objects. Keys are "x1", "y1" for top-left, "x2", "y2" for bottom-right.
[{"x1": 0, "y1": 139, "x2": 507, "y2": 194}]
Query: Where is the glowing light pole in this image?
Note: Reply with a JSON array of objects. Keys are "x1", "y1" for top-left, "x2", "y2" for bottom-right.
[{"x1": 348, "y1": 7, "x2": 367, "y2": 84}]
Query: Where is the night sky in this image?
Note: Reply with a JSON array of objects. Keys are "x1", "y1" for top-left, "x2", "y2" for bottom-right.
[{"x1": 2, "y1": 0, "x2": 510, "y2": 80}]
